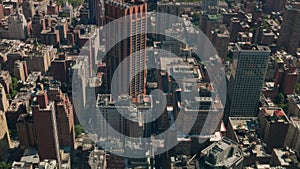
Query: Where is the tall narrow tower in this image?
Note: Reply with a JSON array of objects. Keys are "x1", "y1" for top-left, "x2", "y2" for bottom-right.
[
  {"x1": 32, "y1": 91, "x2": 61, "y2": 167},
  {"x1": 105, "y1": 0, "x2": 147, "y2": 98},
  {"x1": 227, "y1": 43, "x2": 270, "y2": 117},
  {"x1": 277, "y1": 2, "x2": 300, "y2": 54}
]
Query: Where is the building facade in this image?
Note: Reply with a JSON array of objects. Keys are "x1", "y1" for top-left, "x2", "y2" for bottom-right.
[
  {"x1": 227, "y1": 43, "x2": 270, "y2": 117},
  {"x1": 105, "y1": 0, "x2": 147, "y2": 98},
  {"x1": 277, "y1": 2, "x2": 300, "y2": 54}
]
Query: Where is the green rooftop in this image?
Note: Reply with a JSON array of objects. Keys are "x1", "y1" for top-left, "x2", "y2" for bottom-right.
[
  {"x1": 72, "y1": 64, "x2": 81, "y2": 69},
  {"x1": 208, "y1": 14, "x2": 218, "y2": 21}
]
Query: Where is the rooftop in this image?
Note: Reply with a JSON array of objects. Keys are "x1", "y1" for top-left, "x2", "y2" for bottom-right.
[
  {"x1": 235, "y1": 42, "x2": 271, "y2": 52},
  {"x1": 88, "y1": 148, "x2": 106, "y2": 169},
  {"x1": 260, "y1": 107, "x2": 289, "y2": 124},
  {"x1": 201, "y1": 137, "x2": 243, "y2": 167},
  {"x1": 106, "y1": 0, "x2": 145, "y2": 8},
  {"x1": 273, "y1": 148, "x2": 299, "y2": 167},
  {"x1": 228, "y1": 117, "x2": 269, "y2": 158}
]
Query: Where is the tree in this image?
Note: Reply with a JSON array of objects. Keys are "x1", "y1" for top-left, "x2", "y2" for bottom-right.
[
  {"x1": 295, "y1": 83, "x2": 300, "y2": 94},
  {"x1": 0, "y1": 161, "x2": 12, "y2": 169},
  {"x1": 75, "y1": 124, "x2": 83, "y2": 138},
  {"x1": 275, "y1": 93, "x2": 285, "y2": 104},
  {"x1": 279, "y1": 103, "x2": 288, "y2": 113},
  {"x1": 11, "y1": 90, "x2": 17, "y2": 99},
  {"x1": 11, "y1": 77, "x2": 18, "y2": 90}
]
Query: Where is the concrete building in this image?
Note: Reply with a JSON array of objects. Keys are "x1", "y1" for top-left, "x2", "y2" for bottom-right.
[
  {"x1": 264, "y1": 0, "x2": 287, "y2": 13},
  {"x1": 288, "y1": 94, "x2": 300, "y2": 117},
  {"x1": 16, "y1": 113, "x2": 36, "y2": 149},
  {"x1": 281, "y1": 65, "x2": 299, "y2": 95},
  {"x1": 227, "y1": 43, "x2": 270, "y2": 117},
  {"x1": 200, "y1": 8, "x2": 222, "y2": 37},
  {"x1": 258, "y1": 107, "x2": 290, "y2": 153},
  {"x1": 55, "y1": 18, "x2": 68, "y2": 45},
  {"x1": 47, "y1": 0, "x2": 59, "y2": 15},
  {"x1": 31, "y1": 11, "x2": 46, "y2": 38},
  {"x1": 202, "y1": 0, "x2": 219, "y2": 10},
  {"x1": 105, "y1": 0, "x2": 147, "y2": 98},
  {"x1": 71, "y1": 56, "x2": 88, "y2": 120},
  {"x1": 200, "y1": 137, "x2": 244, "y2": 168},
  {"x1": 170, "y1": 155, "x2": 199, "y2": 169},
  {"x1": 61, "y1": 2, "x2": 73, "y2": 19},
  {"x1": 229, "y1": 17, "x2": 241, "y2": 42},
  {"x1": 51, "y1": 55, "x2": 67, "y2": 82},
  {"x1": 22, "y1": 0, "x2": 34, "y2": 20},
  {"x1": 286, "y1": 116, "x2": 300, "y2": 152},
  {"x1": 277, "y1": 2, "x2": 300, "y2": 54},
  {"x1": 7, "y1": 11, "x2": 27, "y2": 40},
  {"x1": 227, "y1": 117, "x2": 271, "y2": 165},
  {"x1": 6, "y1": 91, "x2": 30, "y2": 129},
  {"x1": 175, "y1": 82, "x2": 222, "y2": 136},
  {"x1": 210, "y1": 25, "x2": 230, "y2": 59},
  {"x1": 74, "y1": 24, "x2": 99, "y2": 76},
  {"x1": 0, "y1": 110, "x2": 11, "y2": 161},
  {"x1": 47, "y1": 86, "x2": 75, "y2": 149},
  {"x1": 32, "y1": 91, "x2": 61, "y2": 167},
  {"x1": 96, "y1": 94, "x2": 151, "y2": 138},
  {"x1": 40, "y1": 28, "x2": 60, "y2": 48},
  {"x1": 88, "y1": 148, "x2": 106, "y2": 169},
  {"x1": 88, "y1": 0, "x2": 104, "y2": 25},
  {"x1": 24, "y1": 45, "x2": 53, "y2": 74},
  {"x1": 14, "y1": 148, "x2": 40, "y2": 168},
  {"x1": 270, "y1": 148, "x2": 300, "y2": 168}
]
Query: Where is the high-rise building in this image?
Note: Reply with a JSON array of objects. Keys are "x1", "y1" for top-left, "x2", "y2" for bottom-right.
[
  {"x1": 105, "y1": 0, "x2": 147, "y2": 98},
  {"x1": 32, "y1": 91, "x2": 61, "y2": 166},
  {"x1": 22, "y1": 0, "x2": 34, "y2": 20},
  {"x1": 96, "y1": 94, "x2": 151, "y2": 138},
  {"x1": 72, "y1": 57, "x2": 88, "y2": 120},
  {"x1": 89, "y1": 0, "x2": 104, "y2": 25},
  {"x1": 277, "y1": 2, "x2": 300, "y2": 54},
  {"x1": 286, "y1": 116, "x2": 300, "y2": 152},
  {"x1": 264, "y1": 0, "x2": 287, "y2": 13},
  {"x1": 227, "y1": 43, "x2": 270, "y2": 117},
  {"x1": 47, "y1": 86, "x2": 75, "y2": 149},
  {"x1": 51, "y1": 55, "x2": 67, "y2": 83},
  {"x1": 202, "y1": 0, "x2": 219, "y2": 10},
  {"x1": 47, "y1": 0, "x2": 59, "y2": 15},
  {"x1": 7, "y1": 11, "x2": 27, "y2": 40},
  {"x1": 258, "y1": 107, "x2": 290, "y2": 153},
  {"x1": 210, "y1": 25, "x2": 230, "y2": 59},
  {"x1": 16, "y1": 113, "x2": 37, "y2": 149},
  {"x1": 0, "y1": 111, "x2": 11, "y2": 161},
  {"x1": 31, "y1": 11, "x2": 46, "y2": 38}
]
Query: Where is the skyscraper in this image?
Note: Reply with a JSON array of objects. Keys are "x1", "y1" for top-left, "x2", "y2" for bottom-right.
[
  {"x1": 227, "y1": 43, "x2": 270, "y2": 117},
  {"x1": 277, "y1": 2, "x2": 300, "y2": 54},
  {"x1": 105, "y1": 0, "x2": 147, "y2": 98}
]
